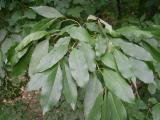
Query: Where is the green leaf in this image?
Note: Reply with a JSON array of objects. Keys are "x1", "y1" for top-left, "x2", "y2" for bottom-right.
[
  {"x1": 13, "y1": 48, "x2": 29, "y2": 65},
  {"x1": 69, "y1": 48, "x2": 89, "y2": 87},
  {"x1": 79, "y1": 42, "x2": 96, "y2": 72},
  {"x1": 101, "y1": 52, "x2": 117, "y2": 70},
  {"x1": 99, "y1": 19, "x2": 113, "y2": 34},
  {"x1": 114, "y1": 50, "x2": 133, "y2": 79},
  {"x1": 67, "y1": 7, "x2": 83, "y2": 18},
  {"x1": 11, "y1": 46, "x2": 33, "y2": 76},
  {"x1": 125, "y1": 102, "x2": 145, "y2": 120},
  {"x1": 101, "y1": 92, "x2": 111, "y2": 120},
  {"x1": 95, "y1": 35, "x2": 107, "y2": 57},
  {"x1": 154, "y1": 62, "x2": 160, "y2": 78},
  {"x1": 32, "y1": 19, "x2": 56, "y2": 32},
  {"x1": 146, "y1": 39, "x2": 160, "y2": 74},
  {"x1": 116, "y1": 26, "x2": 153, "y2": 42},
  {"x1": 143, "y1": 41, "x2": 160, "y2": 62},
  {"x1": 37, "y1": 37, "x2": 70, "y2": 72},
  {"x1": 114, "y1": 50, "x2": 154, "y2": 84},
  {"x1": 87, "y1": 93, "x2": 103, "y2": 120},
  {"x1": 27, "y1": 69, "x2": 50, "y2": 91},
  {"x1": 148, "y1": 83, "x2": 157, "y2": 94},
  {"x1": 113, "y1": 39, "x2": 153, "y2": 61},
  {"x1": 62, "y1": 60, "x2": 77, "y2": 110},
  {"x1": 84, "y1": 73, "x2": 103, "y2": 120},
  {"x1": 102, "y1": 68, "x2": 135, "y2": 103},
  {"x1": 130, "y1": 58, "x2": 154, "y2": 84},
  {"x1": 67, "y1": 26, "x2": 92, "y2": 43},
  {"x1": 31, "y1": 6, "x2": 63, "y2": 18},
  {"x1": 1, "y1": 37, "x2": 12, "y2": 54},
  {"x1": 23, "y1": 9, "x2": 36, "y2": 19},
  {"x1": 40, "y1": 65, "x2": 63, "y2": 114},
  {"x1": 107, "y1": 92, "x2": 127, "y2": 120},
  {"x1": 16, "y1": 31, "x2": 48, "y2": 52},
  {"x1": 152, "y1": 103, "x2": 160, "y2": 120},
  {"x1": 144, "y1": 38, "x2": 159, "y2": 51},
  {"x1": 145, "y1": 25, "x2": 160, "y2": 40},
  {"x1": 7, "y1": 45, "x2": 28, "y2": 65},
  {"x1": 8, "y1": 11, "x2": 22, "y2": 25},
  {"x1": 85, "y1": 22, "x2": 99, "y2": 32},
  {"x1": 29, "y1": 39, "x2": 49, "y2": 76}
]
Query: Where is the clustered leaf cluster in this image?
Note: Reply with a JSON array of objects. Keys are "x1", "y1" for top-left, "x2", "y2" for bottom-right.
[{"x1": 1, "y1": 5, "x2": 160, "y2": 120}]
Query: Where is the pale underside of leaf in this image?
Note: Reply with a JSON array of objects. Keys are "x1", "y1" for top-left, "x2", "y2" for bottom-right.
[
  {"x1": 114, "y1": 50, "x2": 154, "y2": 84},
  {"x1": 116, "y1": 26, "x2": 153, "y2": 41},
  {"x1": 112, "y1": 38, "x2": 153, "y2": 61},
  {"x1": 40, "y1": 65, "x2": 63, "y2": 114},
  {"x1": 69, "y1": 48, "x2": 89, "y2": 87},
  {"x1": 102, "y1": 68, "x2": 135, "y2": 103},
  {"x1": 62, "y1": 60, "x2": 77, "y2": 110},
  {"x1": 130, "y1": 58, "x2": 154, "y2": 84},
  {"x1": 95, "y1": 35, "x2": 107, "y2": 57},
  {"x1": 27, "y1": 70, "x2": 49, "y2": 91},
  {"x1": 101, "y1": 52, "x2": 117, "y2": 70},
  {"x1": 37, "y1": 37, "x2": 70, "y2": 72},
  {"x1": 66, "y1": 26, "x2": 92, "y2": 43},
  {"x1": 79, "y1": 42, "x2": 96, "y2": 72},
  {"x1": 114, "y1": 49, "x2": 133, "y2": 79},
  {"x1": 29, "y1": 39, "x2": 49, "y2": 76}
]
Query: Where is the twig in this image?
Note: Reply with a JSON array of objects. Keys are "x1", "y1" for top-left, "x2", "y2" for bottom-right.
[{"x1": 61, "y1": 18, "x2": 81, "y2": 26}]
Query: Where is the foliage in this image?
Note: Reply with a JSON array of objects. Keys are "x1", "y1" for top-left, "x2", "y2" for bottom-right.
[
  {"x1": 3, "y1": 5, "x2": 158, "y2": 120},
  {"x1": 0, "y1": 101, "x2": 36, "y2": 120},
  {"x1": 0, "y1": 0, "x2": 108, "y2": 100},
  {"x1": 0, "y1": 0, "x2": 160, "y2": 120}
]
